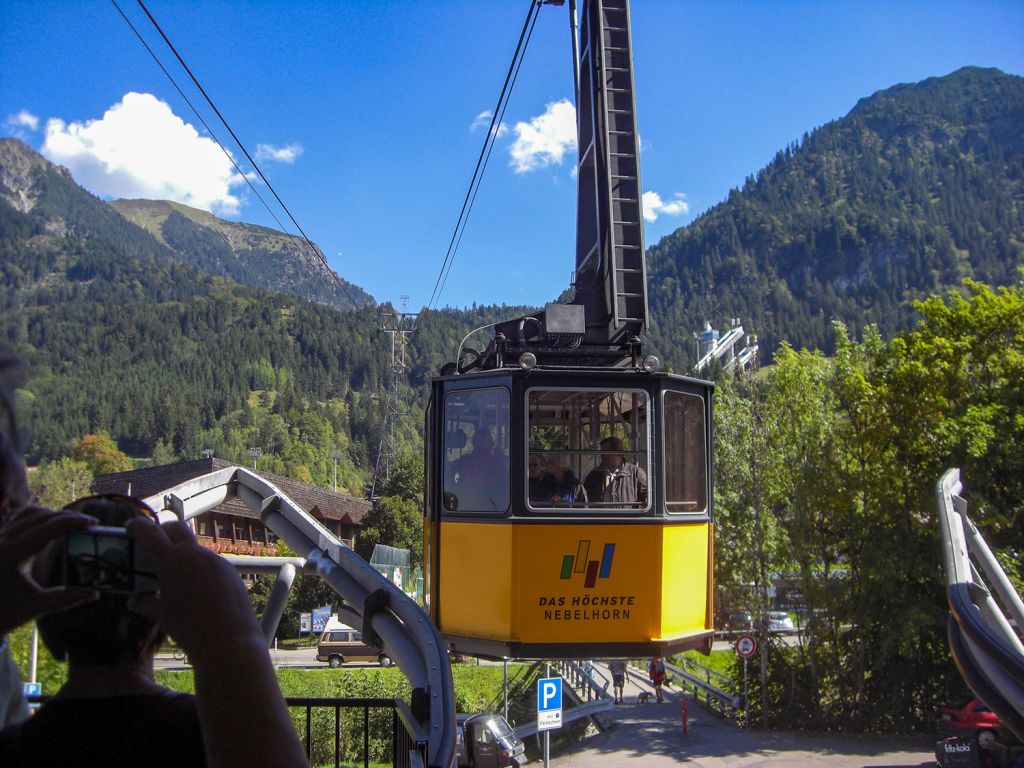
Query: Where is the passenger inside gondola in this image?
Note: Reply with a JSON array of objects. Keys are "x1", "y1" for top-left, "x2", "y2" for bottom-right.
[
  {"x1": 583, "y1": 435, "x2": 648, "y2": 507},
  {"x1": 540, "y1": 455, "x2": 587, "y2": 506},
  {"x1": 451, "y1": 429, "x2": 507, "y2": 511}
]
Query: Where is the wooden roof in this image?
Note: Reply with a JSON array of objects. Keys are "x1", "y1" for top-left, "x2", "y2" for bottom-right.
[{"x1": 92, "y1": 458, "x2": 371, "y2": 525}]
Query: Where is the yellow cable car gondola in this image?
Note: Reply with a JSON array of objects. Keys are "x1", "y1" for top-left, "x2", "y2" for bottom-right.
[{"x1": 424, "y1": 0, "x2": 714, "y2": 660}]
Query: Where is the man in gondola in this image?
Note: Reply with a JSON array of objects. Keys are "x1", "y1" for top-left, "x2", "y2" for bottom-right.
[{"x1": 584, "y1": 436, "x2": 647, "y2": 507}]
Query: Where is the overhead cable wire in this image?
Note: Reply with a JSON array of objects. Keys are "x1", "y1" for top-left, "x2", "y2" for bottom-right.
[
  {"x1": 110, "y1": 1, "x2": 294, "y2": 240},
  {"x1": 129, "y1": 0, "x2": 363, "y2": 310},
  {"x1": 427, "y1": 0, "x2": 540, "y2": 309},
  {"x1": 426, "y1": 0, "x2": 543, "y2": 310},
  {"x1": 435, "y1": 4, "x2": 542, "y2": 307}
]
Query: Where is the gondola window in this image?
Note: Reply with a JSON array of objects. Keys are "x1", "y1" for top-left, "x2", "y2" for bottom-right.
[{"x1": 443, "y1": 388, "x2": 510, "y2": 513}]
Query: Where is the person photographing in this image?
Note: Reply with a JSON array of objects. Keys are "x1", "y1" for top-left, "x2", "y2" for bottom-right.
[{"x1": 0, "y1": 494, "x2": 308, "y2": 767}]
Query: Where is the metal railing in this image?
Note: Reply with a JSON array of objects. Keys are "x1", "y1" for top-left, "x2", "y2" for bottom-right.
[
  {"x1": 556, "y1": 659, "x2": 611, "y2": 702},
  {"x1": 286, "y1": 697, "x2": 426, "y2": 768},
  {"x1": 143, "y1": 467, "x2": 456, "y2": 768},
  {"x1": 937, "y1": 468, "x2": 1024, "y2": 742},
  {"x1": 665, "y1": 657, "x2": 740, "y2": 720},
  {"x1": 510, "y1": 660, "x2": 614, "y2": 740}
]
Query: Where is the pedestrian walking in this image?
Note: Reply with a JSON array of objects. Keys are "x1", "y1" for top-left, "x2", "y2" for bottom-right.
[{"x1": 647, "y1": 657, "x2": 666, "y2": 702}]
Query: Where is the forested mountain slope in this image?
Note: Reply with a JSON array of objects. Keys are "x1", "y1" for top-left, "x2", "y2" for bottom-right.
[
  {"x1": 2, "y1": 67, "x2": 1022, "y2": 481},
  {"x1": 0, "y1": 138, "x2": 525, "y2": 485},
  {"x1": 0, "y1": 139, "x2": 383, "y2": 480},
  {"x1": 109, "y1": 197, "x2": 372, "y2": 311},
  {"x1": 645, "y1": 67, "x2": 1024, "y2": 368}
]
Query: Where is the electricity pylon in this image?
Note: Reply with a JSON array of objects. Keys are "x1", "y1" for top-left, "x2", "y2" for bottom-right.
[{"x1": 370, "y1": 296, "x2": 417, "y2": 501}]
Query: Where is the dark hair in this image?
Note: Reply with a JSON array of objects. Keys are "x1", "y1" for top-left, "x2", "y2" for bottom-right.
[
  {"x1": 34, "y1": 496, "x2": 165, "y2": 666},
  {"x1": 600, "y1": 436, "x2": 624, "y2": 452},
  {"x1": 0, "y1": 346, "x2": 23, "y2": 452},
  {"x1": 0, "y1": 432, "x2": 28, "y2": 524},
  {"x1": 0, "y1": 348, "x2": 27, "y2": 524}
]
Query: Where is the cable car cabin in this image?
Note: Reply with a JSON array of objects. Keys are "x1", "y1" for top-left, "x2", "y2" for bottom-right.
[
  {"x1": 424, "y1": 0, "x2": 714, "y2": 659},
  {"x1": 424, "y1": 366, "x2": 714, "y2": 660}
]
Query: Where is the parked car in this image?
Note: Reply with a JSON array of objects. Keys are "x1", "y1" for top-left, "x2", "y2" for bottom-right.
[
  {"x1": 455, "y1": 713, "x2": 526, "y2": 768},
  {"x1": 938, "y1": 696, "x2": 1000, "y2": 741},
  {"x1": 316, "y1": 621, "x2": 392, "y2": 668},
  {"x1": 721, "y1": 611, "x2": 754, "y2": 636},
  {"x1": 767, "y1": 611, "x2": 795, "y2": 633}
]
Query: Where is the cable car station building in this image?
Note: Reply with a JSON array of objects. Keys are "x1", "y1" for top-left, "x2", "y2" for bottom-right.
[{"x1": 94, "y1": 457, "x2": 371, "y2": 555}]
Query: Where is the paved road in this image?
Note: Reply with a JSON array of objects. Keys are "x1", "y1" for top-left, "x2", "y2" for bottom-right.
[
  {"x1": 155, "y1": 646, "x2": 329, "y2": 671},
  {"x1": 546, "y1": 664, "x2": 935, "y2": 768},
  {"x1": 154, "y1": 637, "x2": 786, "y2": 670}
]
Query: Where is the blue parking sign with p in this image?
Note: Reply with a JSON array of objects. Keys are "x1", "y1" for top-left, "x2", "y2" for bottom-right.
[
  {"x1": 538, "y1": 677, "x2": 561, "y2": 710},
  {"x1": 537, "y1": 677, "x2": 562, "y2": 731}
]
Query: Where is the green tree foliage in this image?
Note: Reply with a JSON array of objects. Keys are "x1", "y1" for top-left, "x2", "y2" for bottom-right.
[
  {"x1": 715, "y1": 278, "x2": 1023, "y2": 732},
  {"x1": 150, "y1": 438, "x2": 177, "y2": 466},
  {"x1": 69, "y1": 433, "x2": 132, "y2": 475},
  {"x1": 29, "y1": 457, "x2": 93, "y2": 507},
  {"x1": 355, "y1": 448, "x2": 426, "y2": 566},
  {"x1": 355, "y1": 495, "x2": 423, "y2": 567},
  {"x1": 888, "y1": 278, "x2": 1024, "y2": 543}
]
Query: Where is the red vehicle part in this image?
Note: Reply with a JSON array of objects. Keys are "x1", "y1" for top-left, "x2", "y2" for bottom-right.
[{"x1": 938, "y1": 696, "x2": 1000, "y2": 740}]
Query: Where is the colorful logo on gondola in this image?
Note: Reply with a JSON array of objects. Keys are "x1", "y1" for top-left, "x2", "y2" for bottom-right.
[{"x1": 560, "y1": 540, "x2": 614, "y2": 588}]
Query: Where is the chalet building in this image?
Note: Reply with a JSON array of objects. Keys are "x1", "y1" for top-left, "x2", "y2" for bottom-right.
[{"x1": 93, "y1": 458, "x2": 371, "y2": 555}]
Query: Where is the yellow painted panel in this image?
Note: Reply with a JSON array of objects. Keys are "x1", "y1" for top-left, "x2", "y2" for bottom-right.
[
  {"x1": 438, "y1": 520, "x2": 712, "y2": 646},
  {"x1": 511, "y1": 523, "x2": 662, "y2": 643},
  {"x1": 438, "y1": 523, "x2": 514, "y2": 639},
  {"x1": 659, "y1": 523, "x2": 711, "y2": 638}
]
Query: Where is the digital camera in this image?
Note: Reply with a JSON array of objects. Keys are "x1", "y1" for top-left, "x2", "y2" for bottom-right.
[{"x1": 63, "y1": 526, "x2": 157, "y2": 594}]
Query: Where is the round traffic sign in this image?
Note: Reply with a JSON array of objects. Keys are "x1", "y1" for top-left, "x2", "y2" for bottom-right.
[{"x1": 735, "y1": 634, "x2": 757, "y2": 657}]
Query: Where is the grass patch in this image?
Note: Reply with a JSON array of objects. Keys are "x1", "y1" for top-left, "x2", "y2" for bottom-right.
[
  {"x1": 159, "y1": 662, "x2": 534, "y2": 715},
  {"x1": 277, "y1": 636, "x2": 320, "y2": 650},
  {"x1": 156, "y1": 662, "x2": 537, "y2": 768},
  {"x1": 675, "y1": 648, "x2": 735, "y2": 678}
]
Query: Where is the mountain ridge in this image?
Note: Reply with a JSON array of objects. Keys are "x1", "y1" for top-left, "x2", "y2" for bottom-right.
[
  {"x1": 1, "y1": 66, "x2": 1022, "y2": 470},
  {"x1": 109, "y1": 196, "x2": 373, "y2": 311},
  {"x1": 644, "y1": 66, "x2": 1024, "y2": 368},
  {"x1": 0, "y1": 138, "x2": 372, "y2": 311}
]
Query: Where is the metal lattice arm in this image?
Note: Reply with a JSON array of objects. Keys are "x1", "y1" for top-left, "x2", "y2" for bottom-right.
[
  {"x1": 937, "y1": 468, "x2": 1024, "y2": 741},
  {"x1": 144, "y1": 467, "x2": 456, "y2": 768}
]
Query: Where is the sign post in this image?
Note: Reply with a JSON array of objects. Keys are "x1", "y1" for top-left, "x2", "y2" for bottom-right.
[
  {"x1": 537, "y1": 671, "x2": 562, "y2": 768},
  {"x1": 735, "y1": 634, "x2": 756, "y2": 729}
]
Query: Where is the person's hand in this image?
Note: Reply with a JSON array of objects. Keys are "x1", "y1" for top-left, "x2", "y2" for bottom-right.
[
  {"x1": 0, "y1": 505, "x2": 98, "y2": 636},
  {"x1": 126, "y1": 517, "x2": 263, "y2": 663},
  {"x1": 128, "y1": 519, "x2": 308, "y2": 767}
]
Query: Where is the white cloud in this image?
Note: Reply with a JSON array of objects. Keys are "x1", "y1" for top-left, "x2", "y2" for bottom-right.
[
  {"x1": 255, "y1": 142, "x2": 303, "y2": 163},
  {"x1": 642, "y1": 191, "x2": 689, "y2": 222},
  {"x1": 6, "y1": 110, "x2": 40, "y2": 131},
  {"x1": 509, "y1": 99, "x2": 577, "y2": 174},
  {"x1": 469, "y1": 110, "x2": 508, "y2": 138},
  {"x1": 41, "y1": 92, "x2": 243, "y2": 215}
]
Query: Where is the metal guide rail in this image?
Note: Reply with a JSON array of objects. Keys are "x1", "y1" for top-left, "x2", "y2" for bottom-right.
[
  {"x1": 143, "y1": 466, "x2": 456, "y2": 768},
  {"x1": 937, "y1": 468, "x2": 1024, "y2": 742}
]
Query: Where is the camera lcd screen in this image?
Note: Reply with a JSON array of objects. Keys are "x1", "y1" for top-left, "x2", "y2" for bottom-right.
[{"x1": 65, "y1": 528, "x2": 135, "y2": 593}]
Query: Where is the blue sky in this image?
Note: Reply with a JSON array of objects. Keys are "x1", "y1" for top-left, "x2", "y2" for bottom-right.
[{"x1": 2, "y1": 1, "x2": 1022, "y2": 311}]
